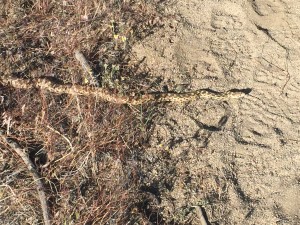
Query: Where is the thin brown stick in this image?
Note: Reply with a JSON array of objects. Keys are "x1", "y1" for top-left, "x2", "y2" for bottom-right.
[{"x1": 0, "y1": 129, "x2": 51, "y2": 225}]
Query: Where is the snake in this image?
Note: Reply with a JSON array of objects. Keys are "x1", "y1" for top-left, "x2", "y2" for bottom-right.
[{"x1": 0, "y1": 50, "x2": 249, "y2": 105}]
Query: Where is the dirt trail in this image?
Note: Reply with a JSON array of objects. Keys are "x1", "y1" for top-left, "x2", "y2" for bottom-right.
[{"x1": 133, "y1": 0, "x2": 300, "y2": 224}]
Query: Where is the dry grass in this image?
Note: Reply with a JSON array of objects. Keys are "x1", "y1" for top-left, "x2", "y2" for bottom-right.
[{"x1": 0, "y1": 0, "x2": 167, "y2": 224}]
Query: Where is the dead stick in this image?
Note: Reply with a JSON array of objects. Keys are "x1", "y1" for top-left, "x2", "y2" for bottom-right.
[
  {"x1": 74, "y1": 49, "x2": 100, "y2": 86},
  {"x1": 0, "y1": 129, "x2": 51, "y2": 225},
  {"x1": 192, "y1": 206, "x2": 208, "y2": 225}
]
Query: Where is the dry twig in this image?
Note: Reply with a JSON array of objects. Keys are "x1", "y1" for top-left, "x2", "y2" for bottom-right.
[
  {"x1": 75, "y1": 49, "x2": 100, "y2": 87},
  {"x1": 0, "y1": 129, "x2": 51, "y2": 225},
  {"x1": 193, "y1": 206, "x2": 208, "y2": 225}
]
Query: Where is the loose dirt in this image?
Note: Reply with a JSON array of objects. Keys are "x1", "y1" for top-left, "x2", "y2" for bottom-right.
[{"x1": 133, "y1": 0, "x2": 300, "y2": 224}]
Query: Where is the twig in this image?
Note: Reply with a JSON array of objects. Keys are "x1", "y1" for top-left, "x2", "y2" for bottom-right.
[
  {"x1": 75, "y1": 49, "x2": 100, "y2": 86},
  {"x1": 46, "y1": 125, "x2": 74, "y2": 152},
  {"x1": 192, "y1": 206, "x2": 208, "y2": 225},
  {"x1": 46, "y1": 125, "x2": 74, "y2": 163},
  {"x1": 0, "y1": 129, "x2": 51, "y2": 225}
]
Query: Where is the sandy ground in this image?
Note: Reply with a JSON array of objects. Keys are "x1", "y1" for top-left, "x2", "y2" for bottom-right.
[{"x1": 133, "y1": 0, "x2": 300, "y2": 224}]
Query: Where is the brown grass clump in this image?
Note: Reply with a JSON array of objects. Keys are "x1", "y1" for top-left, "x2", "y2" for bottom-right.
[{"x1": 0, "y1": 0, "x2": 166, "y2": 224}]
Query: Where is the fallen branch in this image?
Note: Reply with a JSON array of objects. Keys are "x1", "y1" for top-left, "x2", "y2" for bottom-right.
[{"x1": 0, "y1": 129, "x2": 51, "y2": 225}]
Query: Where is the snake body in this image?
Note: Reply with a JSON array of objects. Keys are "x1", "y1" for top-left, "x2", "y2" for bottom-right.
[
  {"x1": 1, "y1": 76, "x2": 246, "y2": 105},
  {"x1": 0, "y1": 51, "x2": 248, "y2": 105}
]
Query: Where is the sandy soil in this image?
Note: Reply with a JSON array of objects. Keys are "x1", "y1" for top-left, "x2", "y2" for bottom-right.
[{"x1": 133, "y1": 0, "x2": 300, "y2": 224}]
